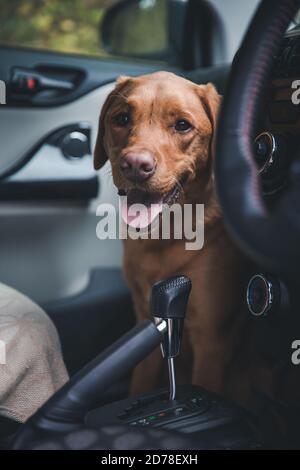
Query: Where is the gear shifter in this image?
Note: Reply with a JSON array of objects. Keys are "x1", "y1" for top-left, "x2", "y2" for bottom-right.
[
  {"x1": 13, "y1": 273, "x2": 260, "y2": 450},
  {"x1": 150, "y1": 276, "x2": 192, "y2": 401}
]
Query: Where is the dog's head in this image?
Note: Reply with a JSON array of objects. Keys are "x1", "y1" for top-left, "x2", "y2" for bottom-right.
[{"x1": 94, "y1": 71, "x2": 221, "y2": 228}]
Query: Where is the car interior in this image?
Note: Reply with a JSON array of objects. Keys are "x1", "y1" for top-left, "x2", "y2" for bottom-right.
[{"x1": 0, "y1": 0, "x2": 300, "y2": 451}]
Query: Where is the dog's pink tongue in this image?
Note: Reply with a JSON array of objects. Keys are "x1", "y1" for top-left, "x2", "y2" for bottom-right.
[{"x1": 120, "y1": 190, "x2": 163, "y2": 229}]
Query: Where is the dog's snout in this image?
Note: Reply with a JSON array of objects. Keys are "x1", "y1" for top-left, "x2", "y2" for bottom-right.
[{"x1": 120, "y1": 151, "x2": 156, "y2": 183}]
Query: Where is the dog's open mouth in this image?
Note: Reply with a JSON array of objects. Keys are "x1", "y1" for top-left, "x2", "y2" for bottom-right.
[{"x1": 118, "y1": 175, "x2": 188, "y2": 229}]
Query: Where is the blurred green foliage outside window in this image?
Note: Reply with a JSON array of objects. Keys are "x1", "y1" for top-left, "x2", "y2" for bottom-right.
[{"x1": 0, "y1": 0, "x2": 167, "y2": 60}]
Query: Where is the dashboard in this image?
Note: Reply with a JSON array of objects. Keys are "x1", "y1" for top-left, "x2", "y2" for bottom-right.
[{"x1": 254, "y1": 25, "x2": 300, "y2": 197}]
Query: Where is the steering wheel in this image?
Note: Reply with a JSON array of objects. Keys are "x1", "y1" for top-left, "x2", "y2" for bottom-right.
[{"x1": 215, "y1": 0, "x2": 300, "y2": 276}]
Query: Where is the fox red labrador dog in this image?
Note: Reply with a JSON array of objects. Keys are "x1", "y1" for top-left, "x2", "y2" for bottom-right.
[{"x1": 94, "y1": 72, "x2": 257, "y2": 409}]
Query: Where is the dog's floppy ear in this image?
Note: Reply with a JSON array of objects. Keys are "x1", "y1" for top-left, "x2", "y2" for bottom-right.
[
  {"x1": 197, "y1": 83, "x2": 222, "y2": 132},
  {"x1": 94, "y1": 76, "x2": 131, "y2": 170}
]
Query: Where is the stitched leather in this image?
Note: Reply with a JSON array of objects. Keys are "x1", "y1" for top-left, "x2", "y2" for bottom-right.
[{"x1": 215, "y1": 0, "x2": 300, "y2": 274}]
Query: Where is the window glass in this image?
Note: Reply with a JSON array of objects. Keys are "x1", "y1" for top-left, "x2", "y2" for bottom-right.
[{"x1": 0, "y1": 0, "x2": 167, "y2": 61}]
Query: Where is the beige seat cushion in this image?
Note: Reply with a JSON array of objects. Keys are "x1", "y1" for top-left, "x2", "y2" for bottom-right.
[{"x1": 0, "y1": 283, "x2": 69, "y2": 422}]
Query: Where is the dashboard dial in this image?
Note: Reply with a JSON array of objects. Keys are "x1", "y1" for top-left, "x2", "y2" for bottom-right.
[
  {"x1": 246, "y1": 273, "x2": 289, "y2": 317},
  {"x1": 254, "y1": 131, "x2": 288, "y2": 178}
]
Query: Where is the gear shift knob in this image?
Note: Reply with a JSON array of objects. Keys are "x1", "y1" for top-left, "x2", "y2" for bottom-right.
[
  {"x1": 150, "y1": 275, "x2": 192, "y2": 321},
  {"x1": 150, "y1": 276, "x2": 191, "y2": 358},
  {"x1": 150, "y1": 276, "x2": 191, "y2": 401}
]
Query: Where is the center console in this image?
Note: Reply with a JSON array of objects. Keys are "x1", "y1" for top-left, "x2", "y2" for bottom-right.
[
  {"x1": 86, "y1": 385, "x2": 261, "y2": 449},
  {"x1": 84, "y1": 277, "x2": 262, "y2": 449},
  {"x1": 12, "y1": 276, "x2": 263, "y2": 450}
]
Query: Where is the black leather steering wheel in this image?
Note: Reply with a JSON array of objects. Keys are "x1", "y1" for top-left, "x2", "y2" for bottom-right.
[{"x1": 215, "y1": 0, "x2": 300, "y2": 275}]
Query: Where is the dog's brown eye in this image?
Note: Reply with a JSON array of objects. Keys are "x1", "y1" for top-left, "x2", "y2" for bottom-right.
[
  {"x1": 114, "y1": 112, "x2": 130, "y2": 127},
  {"x1": 175, "y1": 120, "x2": 192, "y2": 133}
]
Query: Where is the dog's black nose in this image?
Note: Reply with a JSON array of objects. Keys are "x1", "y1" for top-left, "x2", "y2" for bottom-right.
[{"x1": 120, "y1": 151, "x2": 156, "y2": 183}]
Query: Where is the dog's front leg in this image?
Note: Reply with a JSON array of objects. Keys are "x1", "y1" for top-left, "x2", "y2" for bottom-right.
[
  {"x1": 130, "y1": 346, "x2": 164, "y2": 396},
  {"x1": 190, "y1": 333, "x2": 232, "y2": 394}
]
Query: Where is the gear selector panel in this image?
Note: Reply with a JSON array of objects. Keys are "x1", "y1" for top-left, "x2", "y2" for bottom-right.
[{"x1": 86, "y1": 385, "x2": 261, "y2": 449}]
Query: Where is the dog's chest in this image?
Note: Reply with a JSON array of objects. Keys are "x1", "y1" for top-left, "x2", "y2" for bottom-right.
[{"x1": 122, "y1": 238, "x2": 200, "y2": 309}]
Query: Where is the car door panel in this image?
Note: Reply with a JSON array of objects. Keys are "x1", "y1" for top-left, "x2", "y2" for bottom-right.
[
  {"x1": 0, "y1": 77, "x2": 122, "y2": 304},
  {"x1": 0, "y1": 45, "x2": 175, "y2": 307},
  {"x1": 1, "y1": 46, "x2": 175, "y2": 107},
  {"x1": 0, "y1": 83, "x2": 113, "y2": 178}
]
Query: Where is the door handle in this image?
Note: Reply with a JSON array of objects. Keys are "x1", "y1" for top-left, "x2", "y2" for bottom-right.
[{"x1": 10, "y1": 67, "x2": 75, "y2": 95}]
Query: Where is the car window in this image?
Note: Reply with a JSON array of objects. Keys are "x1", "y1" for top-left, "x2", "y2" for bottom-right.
[{"x1": 0, "y1": 0, "x2": 167, "y2": 61}]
